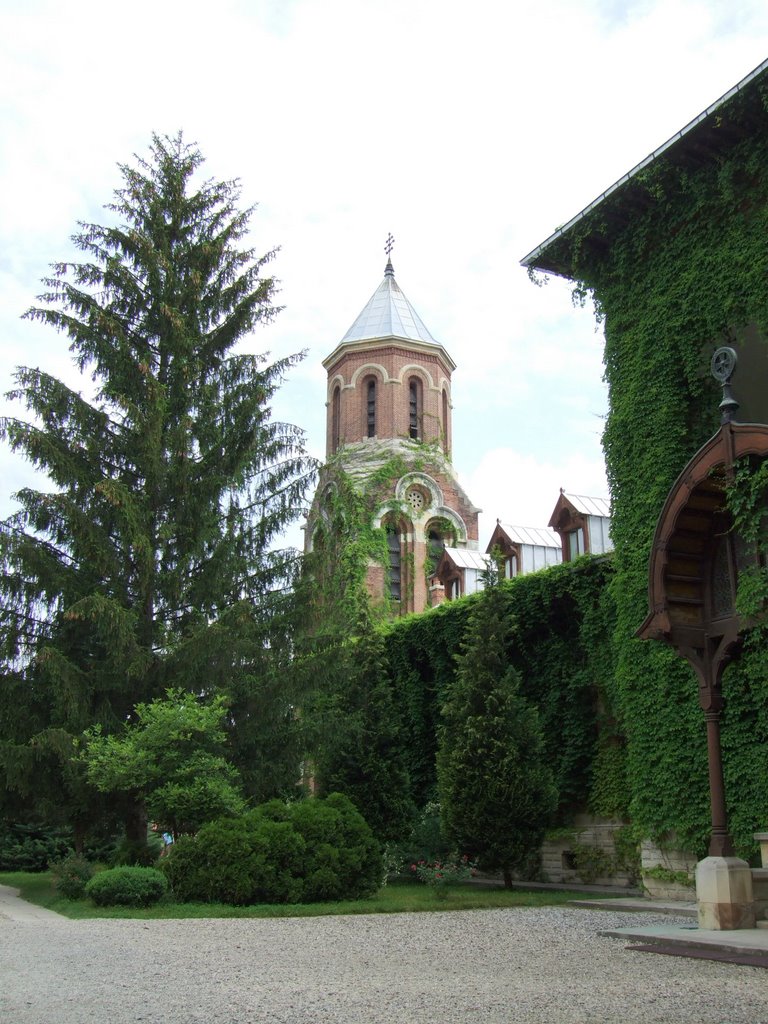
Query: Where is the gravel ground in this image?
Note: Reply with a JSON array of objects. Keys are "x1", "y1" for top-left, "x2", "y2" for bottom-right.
[{"x1": 1, "y1": 906, "x2": 766, "y2": 1024}]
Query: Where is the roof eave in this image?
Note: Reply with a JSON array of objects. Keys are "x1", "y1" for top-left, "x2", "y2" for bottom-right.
[
  {"x1": 323, "y1": 335, "x2": 457, "y2": 373},
  {"x1": 521, "y1": 56, "x2": 768, "y2": 279}
]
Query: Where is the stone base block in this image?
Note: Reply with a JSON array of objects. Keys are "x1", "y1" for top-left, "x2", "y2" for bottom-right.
[
  {"x1": 752, "y1": 867, "x2": 768, "y2": 924},
  {"x1": 696, "y1": 856, "x2": 755, "y2": 930}
]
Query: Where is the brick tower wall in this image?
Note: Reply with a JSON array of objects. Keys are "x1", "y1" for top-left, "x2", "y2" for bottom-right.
[{"x1": 325, "y1": 343, "x2": 453, "y2": 456}]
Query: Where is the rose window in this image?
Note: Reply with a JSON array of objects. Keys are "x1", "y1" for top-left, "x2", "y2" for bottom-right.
[{"x1": 406, "y1": 487, "x2": 427, "y2": 514}]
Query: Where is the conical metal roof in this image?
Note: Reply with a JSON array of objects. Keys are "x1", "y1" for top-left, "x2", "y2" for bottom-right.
[{"x1": 340, "y1": 260, "x2": 438, "y2": 345}]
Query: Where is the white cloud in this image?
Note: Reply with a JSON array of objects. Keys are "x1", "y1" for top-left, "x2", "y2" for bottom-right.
[{"x1": 2, "y1": 0, "x2": 767, "y2": 543}]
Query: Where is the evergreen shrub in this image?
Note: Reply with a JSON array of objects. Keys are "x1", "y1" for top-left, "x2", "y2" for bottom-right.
[
  {"x1": 0, "y1": 822, "x2": 72, "y2": 871},
  {"x1": 51, "y1": 854, "x2": 95, "y2": 900},
  {"x1": 391, "y1": 801, "x2": 452, "y2": 870},
  {"x1": 162, "y1": 793, "x2": 382, "y2": 905},
  {"x1": 85, "y1": 867, "x2": 168, "y2": 907}
]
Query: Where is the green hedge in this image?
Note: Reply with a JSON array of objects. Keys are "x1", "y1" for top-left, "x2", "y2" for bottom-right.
[{"x1": 383, "y1": 556, "x2": 621, "y2": 823}]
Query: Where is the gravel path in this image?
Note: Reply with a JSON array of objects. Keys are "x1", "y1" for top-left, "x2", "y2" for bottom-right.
[{"x1": 2, "y1": 906, "x2": 766, "y2": 1024}]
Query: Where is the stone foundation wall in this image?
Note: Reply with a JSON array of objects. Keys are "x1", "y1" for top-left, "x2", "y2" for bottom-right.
[
  {"x1": 539, "y1": 816, "x2": 636, "y2": 887},
  {"x1": 752, "y1": 868, "x2": 768, "y2": 924},
  {"x1": 640, "y1": 839, "x2": 697, "y2": 900}
]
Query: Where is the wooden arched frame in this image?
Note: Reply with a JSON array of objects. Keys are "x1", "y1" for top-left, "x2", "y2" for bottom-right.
[{"x1": 638, "y1": 421, "x2": 768, "y2": 856}]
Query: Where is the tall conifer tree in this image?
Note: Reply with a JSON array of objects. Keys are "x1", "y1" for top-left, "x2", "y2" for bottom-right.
[
  {"x1": 0, "y1": 134, "x2": 314, "y2": 842},
  {"x1": 437, "y1": 562, "x2": 557, "y2": 886}
]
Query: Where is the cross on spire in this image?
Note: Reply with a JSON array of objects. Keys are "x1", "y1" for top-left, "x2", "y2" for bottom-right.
[{"x1": 384, "y1": 233, "x2": 395, "y2": 257}]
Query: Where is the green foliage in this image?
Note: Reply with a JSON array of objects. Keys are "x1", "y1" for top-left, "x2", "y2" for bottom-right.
[
  {"x1": 305, "y1": 452, "x2": 412, "y2": 625},
  {"x1": 305, "y1": 441, "x2": 462, "y2": 625},
  {"x1": 0, "y1": 821, "x2": 72, "y2": 871},
  {"x1": 641, "y1": 866, "x2": 694, "y2": 888},
  {"x1": 384, "y1": 558, "x2": 616, "y2": 817},
  {"x1": 310, "y1": 609, "x2": 415, "y2": 843},
  {"x1": 568, "y1": 842, "x2": 613, "y2": 884},
  {"x1": 0, "y1": 133, "x2": 314, "y2": 842},
  {"x1": 612, "y1": 824, "x2": 642, "y2": 885},
  {"x1": 391, "y1": 801, "x2": 452, "y2": 869},
  {"x1": 80, "y1": 690, "x2": 246, "y2": 837},
  {"x1": 437, "y1": 576, "x2": 558, "y2": 884},
  {"x1": 587, "y1": 741, "x2": 629, "y2": 820},
  {"x1": 410, "y1": 855, "x2": 475, "y2": 897},
  {"x1": 85, "y1": 866, "x2": 168, "y2": 907},
  {"x1": 51, "y1": 853, "x2": 95, "y2": 900},
  {"x1": 547, "y1": 81, "x2": 768, "y2": 856},
  {"x1": 112, "y1": 824, "x2": 164, "y2": 866},
  {"x1": 161, "y1": 794, "x2": 382, "y2": 906}
]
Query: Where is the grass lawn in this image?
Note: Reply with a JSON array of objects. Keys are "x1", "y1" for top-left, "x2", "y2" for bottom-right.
[{"x1": 0, "y1": 871, "x2": 597, "y2": 920}]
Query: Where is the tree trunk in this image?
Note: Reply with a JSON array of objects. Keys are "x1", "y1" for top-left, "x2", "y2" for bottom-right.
[
  {"x1": 72, "y1": 819, "x2": 86, "y2": 857},
  {"x1": 503, "y1": 867, "x2": 513, "y2": 889},
  {"x1": 125, "y1": 799, "x2": 148, "y2": 854}
]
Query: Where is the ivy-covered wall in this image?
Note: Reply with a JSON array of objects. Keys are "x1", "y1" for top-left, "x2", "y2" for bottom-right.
[
  {"x1": 543, "y1": 78, "x2": 768, "y2": 856},
  {"x1": 383, "y1": 557, "x2": 621, "y2": 824}
]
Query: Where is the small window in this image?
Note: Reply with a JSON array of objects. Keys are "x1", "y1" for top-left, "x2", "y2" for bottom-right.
[
  {"x1": 366, "y1": 378, "x2": 376, "y2": 438},
  {"x1": 505, "y1": 555, "x2": 517, "y2": 579},
  {"x1": 426, "y1": 527, "x2": 445, "y2": 577},
  {"x1": 331, "y1": 386, "x2": 341, "y2": 453},
  {"x1": 567, "y1": 529, "x2": 584, "y2": 560},
  {"x1": 409, "y1": 377, "x2": 422, "y2": 440}
]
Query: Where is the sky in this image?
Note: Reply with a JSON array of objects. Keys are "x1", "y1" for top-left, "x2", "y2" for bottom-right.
[{"x1": 2, "y1": 0, "x2": 768, "y2": 552}]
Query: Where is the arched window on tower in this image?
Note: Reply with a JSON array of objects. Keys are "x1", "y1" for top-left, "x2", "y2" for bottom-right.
[
  {"x1": 426, "y1": 522, "x2": 448, "y2": 579},
  {"x1": 366, "y1": 377, "x2": 376, "y2": 438},
  {"x1": 441, "y1": 389, "x2": 449, "y2": 451},
  {"x1": 385, "y1": 520, "x2": 402, "y2": 602},
  {"x1": 331, "y1": 385, "x2": 341, "y2": 453},
  {"x1": 409, "y1": 377, "x2": 423, "y2": 440}
]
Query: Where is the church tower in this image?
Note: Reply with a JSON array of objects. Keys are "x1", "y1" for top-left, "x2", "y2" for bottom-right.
[{"x1": 307, "y1": 244, "x2": 480, "y2": 615}]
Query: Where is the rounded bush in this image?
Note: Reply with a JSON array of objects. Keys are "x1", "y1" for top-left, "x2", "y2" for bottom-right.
[
  {"x1": 51, "y1": 854, "x2": 95, "y2": 900},
  {"x1": 162, "y1": 793, "x2": 382, "y2": 905},
  {"x1": 85, "y1": 866, "x2": 168, "y2": 907}
]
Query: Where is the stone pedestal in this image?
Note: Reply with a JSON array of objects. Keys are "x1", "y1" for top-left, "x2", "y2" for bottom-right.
[{"x1": 695, "y1": 856, "x2": 755, "y2": 930}]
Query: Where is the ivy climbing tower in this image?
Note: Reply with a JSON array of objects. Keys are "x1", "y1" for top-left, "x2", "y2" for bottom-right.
[{"x1": 306, "y1": 242, "x2": 481, "y2": 615}]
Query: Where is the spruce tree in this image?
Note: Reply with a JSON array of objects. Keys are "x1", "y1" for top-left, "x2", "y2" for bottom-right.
[
  {"x1": 437, "y1": 563, "x2": 557, "y2": 886},
  {"x1": 0, "y1": 134, "x2": 314, "y2": 844}
]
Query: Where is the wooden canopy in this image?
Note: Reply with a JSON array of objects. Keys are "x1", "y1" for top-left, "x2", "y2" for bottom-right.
[{"x1": 638, "y1": 422, "x2": 768, "y2": 701}]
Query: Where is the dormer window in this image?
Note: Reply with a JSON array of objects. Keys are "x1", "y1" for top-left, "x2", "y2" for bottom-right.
[{"x1": 567, "y1": 528, "x2": 585, "y2": 560}]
